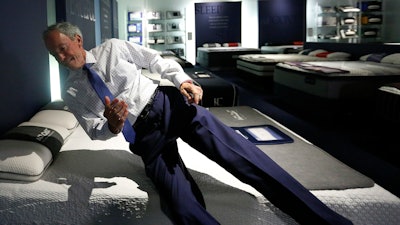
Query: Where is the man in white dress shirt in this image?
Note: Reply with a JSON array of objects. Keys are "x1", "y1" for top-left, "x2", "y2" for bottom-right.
[{"x1": 42, "y1": 22, "x2": 353, "y2": 225}]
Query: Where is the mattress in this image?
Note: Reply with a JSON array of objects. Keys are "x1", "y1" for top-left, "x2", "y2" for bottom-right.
[
  {"x1": 236, "y1": 53, "x2": 351, "y2": 77},
  {"x1": 376, "y1": 82, "x2": 400, "y2": 122},
  {"x1": 196, "y1": 47, "x2": 260, "y2": 71},
  {"x1": 273, "y1": 60, "x2": 400, "y2": 99},
  {"x1": 1, "y1": 106, "x2": 399, "y2": 225}
]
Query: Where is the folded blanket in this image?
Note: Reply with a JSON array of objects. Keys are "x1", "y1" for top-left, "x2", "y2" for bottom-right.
[{"x1": 284, "y1": 61, "x2": 350, "y2": 74}]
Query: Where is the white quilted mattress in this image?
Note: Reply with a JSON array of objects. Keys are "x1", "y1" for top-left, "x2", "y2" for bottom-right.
[{"x1": 0, "y1": 113, "x2": 399, "y2": 225}]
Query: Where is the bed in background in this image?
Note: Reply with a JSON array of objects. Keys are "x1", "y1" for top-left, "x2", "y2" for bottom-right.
[
  {"x1": 236, "y1": 49, "x2": 352, "y2": 77},
  {"x1": 196, "y1": 43, "x2": 260, "y2": 71},
  {"x1": 272, "y1": 53, "x2": 400, "y2": 114},
  {"x1": 0, "y1": 101, "x2": 399, "y2": 224}
]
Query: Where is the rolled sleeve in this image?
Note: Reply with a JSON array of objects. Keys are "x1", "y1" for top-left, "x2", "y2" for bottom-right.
[{"x1": 150, "y1": 55, "x2": 193, "y2": 88}]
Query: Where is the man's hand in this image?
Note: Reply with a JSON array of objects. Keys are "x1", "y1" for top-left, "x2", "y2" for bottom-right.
[
  {"x1": 180, "y1": 81, "x2": 203, "y2": 104},
  {"x1": 103, "y1": 96, "x2": 129, "y2": 134}
]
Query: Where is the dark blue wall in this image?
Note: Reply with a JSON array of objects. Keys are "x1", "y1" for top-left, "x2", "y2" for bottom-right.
[
  {"x1": 56, "y1": 0, "x2": 96, "y2": 50},
  {"x1": 0, "y1": 0, "x2": 117, "y2": 135},
  {"x1": 195, "y1": 2, "x2": 242, "y2": 48},
  {"x1": 56, "y1": 0, "x2": 117, "y2": 92},
  {"x1": 0, "y1": 0, "x2": 50, "y2": 135},
  {"x1": 258, "y1": 0, "x2": 306, "y2": 46},
  {"x1": 55, "y1": 0, "x2": 97, "y2": 92}
]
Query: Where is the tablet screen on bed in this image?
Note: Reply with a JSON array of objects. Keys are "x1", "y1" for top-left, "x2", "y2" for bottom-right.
[{"x1": 233, "y1": 125, "x2": 293, "y2": 144}]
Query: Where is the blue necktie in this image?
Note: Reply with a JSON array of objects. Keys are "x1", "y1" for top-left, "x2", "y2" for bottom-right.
[{"x1": 83, "y1": 63, "x2": 136, "y2": 143}]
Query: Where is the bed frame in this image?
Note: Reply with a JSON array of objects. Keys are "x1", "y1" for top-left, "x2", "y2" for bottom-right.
[{"x1": 196, "y1": 46, "x2": 260, "y2": 71}]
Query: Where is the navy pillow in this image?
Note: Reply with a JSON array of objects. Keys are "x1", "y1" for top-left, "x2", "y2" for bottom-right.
[{"x1": 366, "y1": 53, "x2": 388, "y2": 62}]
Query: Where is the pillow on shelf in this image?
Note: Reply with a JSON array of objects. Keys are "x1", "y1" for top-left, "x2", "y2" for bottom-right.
[{"x1": 381, "y1": 53, "x2": 400, "y2": 65}]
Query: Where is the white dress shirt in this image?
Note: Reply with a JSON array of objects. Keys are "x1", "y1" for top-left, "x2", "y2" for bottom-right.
[{"x1": 62, "y1": 38, "x2": 192, "y2": 140}]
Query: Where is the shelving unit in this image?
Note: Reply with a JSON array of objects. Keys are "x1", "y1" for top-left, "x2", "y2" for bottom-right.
[
  {"x1": 126, "y1": 9, "x2": 186, "y2": 58},
  {"x1": 148, "y1": 10, "x2": 186, "y2": 57},
  {"x1": 309, "y1": 0, "x2": 383, "y2": 43},
  {"x1": 127, "y1": 11, "x2": 144, "y2": 45},
  {"x1": 358, "y1": 0, "x2": 383, "y2": 42}
]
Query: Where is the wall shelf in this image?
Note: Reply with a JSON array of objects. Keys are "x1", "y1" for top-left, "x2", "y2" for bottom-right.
[
  {"x1": 308, "y1": 0, "x2": 383, "y2": 43},
  {"x1": 127, "y1": 9, "x2": 186, "y2": 58}
]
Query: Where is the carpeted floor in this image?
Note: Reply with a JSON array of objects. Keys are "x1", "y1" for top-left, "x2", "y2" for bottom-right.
[{"x1": 206, "y1": 67, "x2": 400, "y2": 198}]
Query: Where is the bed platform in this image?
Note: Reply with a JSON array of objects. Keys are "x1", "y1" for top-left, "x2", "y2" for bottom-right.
[
  {"x1": 1, "y1": 102, "x2": 399, "y2": 224},
  {"x1": 196, "y1": 46, "x2": 260, "y2": 71},
  {"x1": 376, "y1": 82, "x2": 400, "y2": 123}
]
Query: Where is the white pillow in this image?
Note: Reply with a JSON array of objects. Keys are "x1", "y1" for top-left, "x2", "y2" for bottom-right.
[
  {"x1": 0, "y1": 139, "x2": 52, "y2": 181},
  {"x1": 308, "y1": 49, "x2": 327, "y2": 56},
  {"x1": 202, "y1": 43, "x2": 221, "y2": 48},
  {"x1": 30, "y1": 110, "x2": 78, "y2": 130},
  {"x1": 381, "y1": 53, "x2": 400, "y2": 64},
  {"x1": 327, "y1": 52, "x2": 351, "y2": 59}
]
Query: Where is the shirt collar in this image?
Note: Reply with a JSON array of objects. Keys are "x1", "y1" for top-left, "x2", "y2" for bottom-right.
[{"x1": 85, "y1": 50, "x2": 97, "y2": 64}]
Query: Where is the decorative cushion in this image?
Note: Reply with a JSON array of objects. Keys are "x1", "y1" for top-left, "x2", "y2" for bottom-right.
[
  {"x1": 315, "y1": 51, "x2": 331, "y2": 58},
  {"x1": 29, "y1": 110, "x2": 78, "y2": 131},
  {"x1": 381, "y1": 53, "x2": 400, "y2": 64},
  {"x1": 359, "y1": 53, "x2": 388, "y2": 62},
  {"x1": 223, "y1": 42, "x2": 241, "y2": 47},
  {"x1": 0, "y1": 139, "x2": 53, "y2": 181}
]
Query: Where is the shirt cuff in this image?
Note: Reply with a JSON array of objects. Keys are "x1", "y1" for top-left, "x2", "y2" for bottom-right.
[{"x1": 173, "y1": 73, "x2": 193, "y2": 88}]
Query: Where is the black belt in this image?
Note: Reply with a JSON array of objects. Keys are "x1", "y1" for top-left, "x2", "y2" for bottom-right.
[{"x1": 137, "y1": 88, "x2": 159, "y2": 121}]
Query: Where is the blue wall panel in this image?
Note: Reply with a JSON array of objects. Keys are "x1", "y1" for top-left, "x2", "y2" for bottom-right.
[
  {"x1": 0, "y1": 0, "x2": 50, "y2": 135},
  {"x1": 195, "y1": 2, "x2": 241, "y2": 48},
  {"x1": 258, "y1": 0, "x2": 306, "y2": 46}
]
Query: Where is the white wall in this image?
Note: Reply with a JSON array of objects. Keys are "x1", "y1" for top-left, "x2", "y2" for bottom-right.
[{"x1": 116, "y1": 0, "x2": 258, "y2": 64}]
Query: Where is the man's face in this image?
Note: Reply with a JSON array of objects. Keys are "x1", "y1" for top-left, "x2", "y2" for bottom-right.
[{"x1": 44, "y1": 30, "x2": 86, "y2": 70}]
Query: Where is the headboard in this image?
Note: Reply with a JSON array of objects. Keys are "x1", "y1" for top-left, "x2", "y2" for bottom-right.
[{"x1": 304, "y1": 42, "x2": 400, "y2": 60}]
